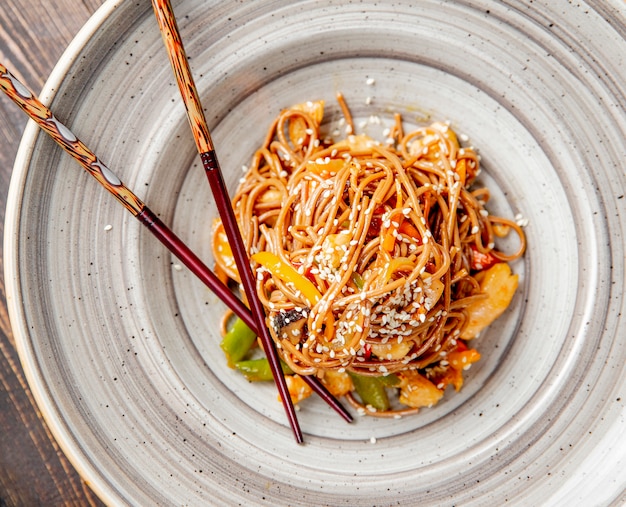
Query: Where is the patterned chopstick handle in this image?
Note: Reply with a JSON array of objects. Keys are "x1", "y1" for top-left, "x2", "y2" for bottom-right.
[
  {"x1": 151, "y1": 0, "x2": 213, "y2": 154},
  {"x1": 0, "y1": 63, "x2": 146, "y2": 216}
]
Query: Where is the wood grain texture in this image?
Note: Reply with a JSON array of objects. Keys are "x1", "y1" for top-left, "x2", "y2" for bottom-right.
[{"x1": 0, "y1": 1, "x2": 106, "y2": 505}]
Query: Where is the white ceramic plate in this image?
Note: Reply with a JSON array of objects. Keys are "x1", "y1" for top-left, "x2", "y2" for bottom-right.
[{"x1": 6, "y1": 0, "x2": 626, "y2": 505}]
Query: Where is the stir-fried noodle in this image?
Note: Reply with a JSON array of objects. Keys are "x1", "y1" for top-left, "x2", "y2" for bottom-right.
[{"x1": 213, "y1": 96, "x2": 525, "y2": 416}]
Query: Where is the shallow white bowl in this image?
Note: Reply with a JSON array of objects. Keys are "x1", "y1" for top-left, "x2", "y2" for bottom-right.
[{"x1": 5, "y1": 0, "x2": 626, "y2": 505}]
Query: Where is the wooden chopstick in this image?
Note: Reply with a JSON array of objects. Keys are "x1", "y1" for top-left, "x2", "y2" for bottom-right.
[
  {"x1": 0, "y1": 63, "x2": 353, "y2": 438},
  {"x1": 150, "y1": 0, "x2": 355, "y2": 438},
  {"x1": 0, "y1": 62, "x2": 256, "y2": 326},
  {"x1": 149, "y1": 0, "x2": 303, "y2": 443}
]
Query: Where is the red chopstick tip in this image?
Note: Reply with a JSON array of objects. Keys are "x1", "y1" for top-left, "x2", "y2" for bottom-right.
[{"x1": 340, "y1": 410, "x2": 354, "y2": 424}]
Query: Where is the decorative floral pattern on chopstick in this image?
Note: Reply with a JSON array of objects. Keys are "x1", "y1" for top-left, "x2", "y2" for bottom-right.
[{"x1": 0, "y1": 64, "x2": 145, "y2": 217}]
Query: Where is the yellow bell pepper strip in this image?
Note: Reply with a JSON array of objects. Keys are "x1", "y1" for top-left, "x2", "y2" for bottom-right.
[
  {"x1": 348, "y1": 372, "x2": 400, "y2": 412},
  {"x1": 251, "y1": 251, "x2": 322, "y2": 306},
  {"x1": 211, "y1": 219, "x2": 240, "y2": 283},
  {"x1": 220, "y1": 317, "x2": 257, "y2": 368},
  {"x1": 235, "y1": 358, "x2": 293, "y2": 382}
]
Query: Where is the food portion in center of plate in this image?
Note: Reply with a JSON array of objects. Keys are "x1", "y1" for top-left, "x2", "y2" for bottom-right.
[{"x1": 213, "y1": 95, "x2": 526, "y2": 417}]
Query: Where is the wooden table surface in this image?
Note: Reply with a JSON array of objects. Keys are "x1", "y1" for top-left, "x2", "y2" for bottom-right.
[{"x1": 1, "y1": 1, "x2": 106, "y2": 505}]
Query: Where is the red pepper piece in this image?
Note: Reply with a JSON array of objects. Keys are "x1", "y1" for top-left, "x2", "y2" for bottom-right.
[
  {"x1": 470, "y1": 244, "x2": 500, "y2": 271},
  {"x1": 363, "y1": 343, "x2": 372, "y2": 360}
]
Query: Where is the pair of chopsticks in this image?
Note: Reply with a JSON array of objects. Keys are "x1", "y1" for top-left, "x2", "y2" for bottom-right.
[
  {"x1": 150, "y1": 0, "x2": 307, "y2": 441},
  {"x1": 0, "y1": 3, "x2": 352, "y2": 444}
]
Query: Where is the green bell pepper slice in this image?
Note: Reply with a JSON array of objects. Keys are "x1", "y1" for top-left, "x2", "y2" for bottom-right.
[
  {"x1": 348, "y1": 372, "x2": 399, "y2": 411},
  {"x1": 220, "y1": 317, "x2": 257, "y2": 368},
  {"x1": 235, "y1": 358, "x2": 293, "y2": 382}
]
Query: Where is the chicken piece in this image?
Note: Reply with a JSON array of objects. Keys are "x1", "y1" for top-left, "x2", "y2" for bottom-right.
[
  {"x1": 398, "y1": 370, "x2": 444, "y2": 409},
  {"x1": 370, "y1": 341, "x2": 412, "y2": 361},
  {"x1": 318, "y1": 232, "x2": 352, "y2": 270},
  {"x1": 462, "y1": 263, "x2": 518, "y2": 339},
  {"x1": 306, "y1": 158, "x2": 346, "y2": 176},
  {"x1": 288, "y1": 100, "x2": 324, "y2": 146},
  {"x1": 435, "y1": 348, "x2": 481, "y2": 392},
  {"x1": 331, "y1": 134, "x2": 377, "y2": 155},
  {"x1": 321, "y1": 370, "x2": 354, "y2": 397},
  {"x1": 282, "y1": 375, "x2": 313, "y2": 405}
]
